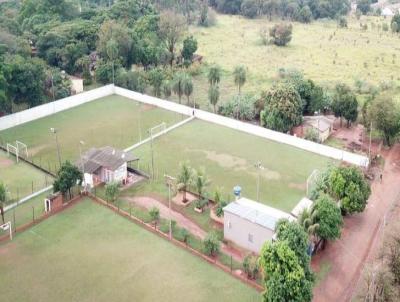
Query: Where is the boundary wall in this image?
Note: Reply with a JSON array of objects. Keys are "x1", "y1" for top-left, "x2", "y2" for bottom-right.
[{"x1": 0, "y1": 85, "x2": 369, "y2": 167}]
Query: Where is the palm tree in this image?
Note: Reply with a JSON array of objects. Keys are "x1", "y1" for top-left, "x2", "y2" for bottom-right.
[
  {"x1": 208, "y1": 84, "x2": 220, "y2": 113},
  {"x1": 208, "y1": 64, "x2": 221, "y2": 85},
  {"x1": 177, "y1": 162, "x2": 192, "y2": 202},
  {"x1": 106, "y1": 39, "x2": 118, "y2": 84},
  {"x1": 0, "y1": 182, "x2": 7, "y2": 224},
  {"x1": 173, "y1": 72, "x2": 186, "y2": 104},
  {"x1": 193, "y1": 168, "x2": 210, "y2": 198},
  {"x1": 162, "y1": 80, "x2": 172, "y2": 99},
  {"x1": 233, "y1": 65, "x2": 246, "y2": 95},
  {"x1": 183, "y1": 74, "x2": 194, "y2": 106}
]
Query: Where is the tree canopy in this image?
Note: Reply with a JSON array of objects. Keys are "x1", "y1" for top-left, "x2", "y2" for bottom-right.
[
  {"x1": 331, "y1": 83, "x2": 358, "y2": 127},
  {"x1": 53, "y1": 161, "x2": 83, "y2": 199}
]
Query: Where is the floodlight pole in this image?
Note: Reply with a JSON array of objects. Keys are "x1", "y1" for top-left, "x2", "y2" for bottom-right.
[
  {"x1": 164, "y1": 174, "x2": 176, "y2": 240},
  {"x1": 255, "y1": 161, "x2": 264, "y2": 203},
  {"x1": 79, "y1": 140, "x2": 85, "y2": 187},
  {"x1": 50, "y1": 128, "x2": 62, "y2": 169},
  {"x1": 148, "y1": 130, "x2": 155, "y2": 179},
  {"x1": 138, "y1": 103, "x2": 142, "y2": 142}
]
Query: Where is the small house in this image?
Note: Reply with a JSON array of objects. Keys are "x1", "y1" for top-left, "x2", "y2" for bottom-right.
[
  {"x1": 297, "y1": 115, "x2": 335, "y2": 142},
  {"x1": 78, "y1": 146, "x2": 138, "y2": 188},
  {"x1": 223, "y1": 197, "x2": 293, "y2": 253}
]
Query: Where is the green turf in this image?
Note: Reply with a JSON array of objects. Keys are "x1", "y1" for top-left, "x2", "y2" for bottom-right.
[
  {"x1": 133, "y1": 119, "x2": 335, "y2": 211},
  {"x1": 0, "y1": 95, "x2": 185, "y2": 172},
  {"x1": 169, "y1": 14, "x2": 400, "y2": 109},
  {"x1": 0, "y1": 151, "x2": 52, "y2": 202},
  {"x1": 0, "y1": 199, "x2": 259, "y2": 302}
]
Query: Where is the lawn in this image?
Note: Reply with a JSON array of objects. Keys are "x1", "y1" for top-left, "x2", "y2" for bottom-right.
[
  {"x1": 0, "y1": 95, "x2": 186, "y2": 173},
  {"x1": 170, "y1": 14, "x2": 400, "y2": 109},
  {"x1": 0, "y1": 199, "x2": 260, "y2": 302},
  {"x1": 132, "y1": 119, "x2": 335, "y2": 212},
  {"x1": 0, "y1": 150, "x2": 52, "y2": 202}
]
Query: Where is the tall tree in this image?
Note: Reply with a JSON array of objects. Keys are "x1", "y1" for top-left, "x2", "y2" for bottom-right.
[
  {"x1": 53, "y1": 161, "x2": 83, "y2": 200},
  {"x1": 173, "y1": 72, "x2": 186, "y2": 104},
  {"x1": 158, "y1": 11, "x2": 187, "y2": 66},
  {"x1": 106, "y1": 39, "x2": 118, "y2": 84},
  {"x1": 260, "y1": 83, "x2": 303, "y2": 133},
  {"x1": 208, "y1": 84, "x2": 220, "y2": 113},
  {"x1": 149, "y1": 68, "x2": 164, "y2": 97},
  {"x1": 183, "y1": 74, "x2": 194, "y2": 106},
  {"x1": 177, "y1": 161, "x2": 192, "y2": 202},
  {"x1": 105, "y1": 182, "x2": 119, "y2": 204},
  {"x1": 233, "y1": 65, "x2": 246, "y2": 94},
  {"x1": 208, "y1": 64, "x2": 222, "y2": 85},
  {"x1": 181, "y1": 36, "x2": 198, "y2": 64},
  {"x1": 367, "y1": 95, "x2": 400, "y2": 146},
  {"x1": 260, "y1": 240, "x2": 313, "y2": 302},
  {"x1": 331, "y1": 83, "x2": 358, "y2": 127},
  {"x1": 193, "y1": 168, "x2": 210, "y2": 197}
]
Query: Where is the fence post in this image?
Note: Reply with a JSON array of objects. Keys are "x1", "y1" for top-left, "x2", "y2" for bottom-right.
[
  {"x1": 129, "y1": 206, "x2": 132, "y2": 217},
  {"x1": 13, "y1": 208, "x2": 16, "y2": 233},
  {"x1": 32, "y1": 181, "x2": 34, "y2": 194},
  {"x1": 230, "y1": 256, "x2": 233, "y2": 273},
  {"x1": 32, "y1": 206, "x2": 35, "y2": 222}
]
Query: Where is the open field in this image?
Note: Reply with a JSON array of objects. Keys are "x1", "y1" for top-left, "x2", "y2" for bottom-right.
[
  {"x1": 0, "y1": 150, "x2": 52, "y2": 202},
  {"x1": 172, "y1": 14, "x2": 400, "y2": 109},
  {"x1": 0, "y1": 199, "x2": 259, "y2": 302},
  {"x1": 0, "y1": 95, "x2": 185, "y2": 172},
  {"x1": 132, "y1": 119, "x2": 335, "y2": 211}
]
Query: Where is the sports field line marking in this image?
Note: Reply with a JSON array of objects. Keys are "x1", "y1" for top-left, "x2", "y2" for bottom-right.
[
  {"x1": 124, "y1": 116, "x2": 195, "y2": 152},
  {"x1": 29, "y1": 229, "x2": 49, "y2": 243}
]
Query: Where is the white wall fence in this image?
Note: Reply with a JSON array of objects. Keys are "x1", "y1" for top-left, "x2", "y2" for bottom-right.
[
  {"x1": 0, "y1": 85, "x2": 114, "y2": 131},
  {"x1": 4, "y1": 185, "x2": 53, "y2": 212},
  {"x1": 114, "y1": 86, "x2": 369, "y2": 167},
  {"x1": 0, "y1": 84, "x2": 369, "y2": 167}
]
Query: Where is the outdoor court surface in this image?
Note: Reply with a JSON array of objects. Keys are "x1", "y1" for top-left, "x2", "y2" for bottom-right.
[
  {"x1": 0, "y1": 95, "x2": 185, "y2": 172},
  {"x1": 133, "y1": 119, "x2": 335, "y2": 211},
  {"x1": 0, "y1": 199, "x2": 259, "y2": 302}
]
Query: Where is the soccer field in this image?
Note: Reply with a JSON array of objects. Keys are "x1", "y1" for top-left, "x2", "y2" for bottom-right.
[
  {"x1": 0, "y1": 150, "x2": 52, "y2": 202},
  {"x1": 0, "y1": 95, "x2": 185, "y2": 173},
  {"x1": 133, "y1": 119, "x2": 335, "y2": 211},
  {"x1": 0, "y1": 199, "x2": 259, "y2": 302}
]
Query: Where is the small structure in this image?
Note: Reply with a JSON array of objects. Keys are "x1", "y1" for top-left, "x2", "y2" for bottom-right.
[
  {"x1": 382, "y1": 7, "x2": 394, "y2": 17},
  {"x1": 294, "y1": 115, "x2": 334, "y2": 142},
  {"x1": 223, "y1": 197, "x2": 293, "y2": 253},
  {"x1": 291, "y1": 197, "x2": 313, "y2": 218},
  {"x1": 44, "y1": 193, "x2": 64, "y2": 213},
  {"x1": 78, "y1": 146, "x2": 138, "y2": 188},
  {"x1": 68, "y1": 75, "x2": 84, "y2": 94}
]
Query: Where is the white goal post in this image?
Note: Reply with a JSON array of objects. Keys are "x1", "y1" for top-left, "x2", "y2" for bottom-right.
[
  {"x1": 306, "y1": 169, "x2": 320, "y2": 198},
  {"x1": 0, "y1": 221, "x2": 12, "y2": 240},
  {"x1": 149, "y1": 122, "x2": 167, "y2": 139},
  {"x1": 6, "y1": 143, "x2": 19, "y2": 163},
  {"x1": 16, "y1": 140, "x2": 28, "y2": 159}
]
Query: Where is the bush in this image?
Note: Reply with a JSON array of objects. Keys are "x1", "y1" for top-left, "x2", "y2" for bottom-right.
[
  {"x1": 338, "y1": 16, "x2": 348, "y2": 28},
  {"x1": 218, "y1": 94, "x2": 256, "y2": 121},
  {"x1": 241, "y1": 0, "x2": 258, "y2": 18},
  {"x1": 304, "y1": 127, "x2": 319, "y2": 142},
  {"x1": 296, "y1": 5, "x2": 312, "y2": 23},
  {"x1": 269, "y1": 23, "x2": 293, "y2": 46},
  {"x1": 243, "y1": 254, "x2": 260, "y2": 279},
  {"x1": 203, "y1": 231, "x2": 220, "y2": 256},
  {"x1": 195, "y1": 198, "x2": 208, "y2": 210},
  {"x1": 177, "y1": 228, "x2": 190, "y2": 244},
  {"x1": 215, "y1": 200, "x2": 228, "y2": 217}
]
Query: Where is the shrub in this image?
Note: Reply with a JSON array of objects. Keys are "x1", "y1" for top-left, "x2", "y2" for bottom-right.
[
  {"x1": 241, "y1": 0, "x2": 258, "y2": 18},
  {"x1": 304, "y1": 127, "x2": 319, "y2": 142},
  {"x1": 203, "y1": 231, "x2": 220, "y2": 256},
  {"x1": 215, "y1": 200, "x2": 228, "y2": 217},
  {"x1": 195, "y1": 198, "x2": 208, "y2": 210},
  {"x1": 177, "y1": 228, "x2": 190, "y2": 244},
  {"x1": 243, "y1": 254, "x2": 260, "y2": 279},
  {"x1": 338, "y1": 16, "x2": 348, "y2": 28},
  {"x1": 218, "y1": 94, "x2": 256, "y2": 121},
  {"x1": 269, "y1": 23, "x2": 293, "y2": 46}
]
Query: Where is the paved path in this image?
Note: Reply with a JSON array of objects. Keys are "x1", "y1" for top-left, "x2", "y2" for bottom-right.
[
  {"x1": 312, "y1": 144, "x2": 400, "y2": 302},
  {"x1": 123, "y1": 196, "x2": 244, "y2": 262}
]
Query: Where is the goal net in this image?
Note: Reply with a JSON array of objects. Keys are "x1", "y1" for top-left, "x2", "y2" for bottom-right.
[
  {"x1": 0, "y1": 221, "x2": 12, "y2": 241},
  {"x1": 149, "y1": 122, "x2": 167, "y2": 139},
  {"x1": 16, "y1": 141, "x2": 28, "y2": 159},
  {"x1": 6, "y1": 143, "x2": 19, "y2": 163},
  {"x1": 306, "y1": 169, "x2": 320, "y2": 198}
]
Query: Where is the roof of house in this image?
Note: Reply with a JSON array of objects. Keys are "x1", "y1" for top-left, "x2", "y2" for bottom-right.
[
  {"x1": 303, "y1": 116, "x2": 334, "y2": 133},
  {"x1": 223, "y1": 197, "x2": 293, "y2": 231},
  {"x1": 78, "y1": 146, "x2": 138, "y2": 173},
  {"x1": 291, "y1": 197, "x2": 313, "y2": 218},
  {"x1": 382, "y1": 7, "x2": 394, "y2": 16}
]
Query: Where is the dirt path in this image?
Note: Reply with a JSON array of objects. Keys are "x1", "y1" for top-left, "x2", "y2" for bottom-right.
[
  {"x1": 312, "y1": 144, "x2": 400, "y2": 302},
  {"x1": 124, "y1": 196, "x2": 244, "y2": 262}
]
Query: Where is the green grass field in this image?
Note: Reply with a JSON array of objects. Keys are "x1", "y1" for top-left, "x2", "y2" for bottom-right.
[
  {"x1": 0, "y1": 151, "x2": 52, "y2": 202},
  {"x1": 133, "y1": 119, "x2": 334, "y2": 211},
  {"x1": 0, "y1": 95, "x2": 185, "y2": 172},
  {"x1": 173, "y1": 14, "x2": 400, "y2": 109},
  {"x1": 0, "y1": 199, "x2": 259, "y2": 302}
]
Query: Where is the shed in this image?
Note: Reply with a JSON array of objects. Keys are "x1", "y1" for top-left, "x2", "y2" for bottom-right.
[
  {"x1": 303, "y1": 115, "x2": 334, "y2": 142},
  {"x1": 223, "y1": 197, "x2": 293, "y2": 253},
  {"x1": 291, "y1": 197, "x2": 313, "y2": 218}
]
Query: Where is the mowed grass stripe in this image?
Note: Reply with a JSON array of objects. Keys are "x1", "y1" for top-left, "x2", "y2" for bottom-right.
[{"x1": 0, "y1": 199, "x2": 259, "y2": 302}]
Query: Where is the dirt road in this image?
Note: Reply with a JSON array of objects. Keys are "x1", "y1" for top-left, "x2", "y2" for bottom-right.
[{"x1": 312, "y1": 144, "x2": 400, "y2": 302}]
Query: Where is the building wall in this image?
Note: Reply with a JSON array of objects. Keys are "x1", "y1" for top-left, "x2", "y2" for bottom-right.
[
  {"x1": 70, "y1": 79, "x2": 84, "y2": 94},
  {"x1": 113, "y1": 163, "x2": 127, "y2": 183},
  {"x1": 224, "y1": 212, "x2": 275, "y2": 254}
]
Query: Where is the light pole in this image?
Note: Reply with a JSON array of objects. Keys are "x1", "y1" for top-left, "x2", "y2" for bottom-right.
[
  {"x1": 79, "y1": 140, "x2": 85, "y2": 187},
  {"x1": 254, "y1": 161, "x2": 264, "y2": 203},
  {"x1": 50, "y1": 128, "x2": 62, "y2": 169},
  {"x1": 138, "y1": 103, "x2": 142, "y2": 142},
  {"x1": 148, "y1": 130, "x2": 155, "y2": 179},
  {"x1": 164, "y1": 174, "x2": 176, "y2": 240}
]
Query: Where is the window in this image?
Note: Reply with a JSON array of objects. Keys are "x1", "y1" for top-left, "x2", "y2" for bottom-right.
[{"x1": 248, "y1": 233, "x2": 253, "y2": 243}]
